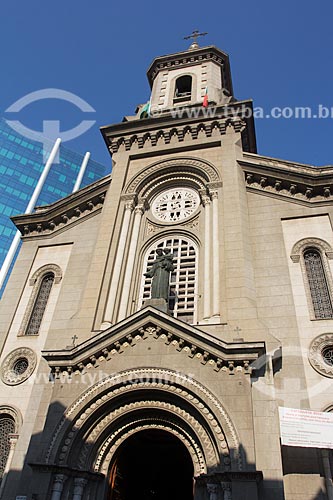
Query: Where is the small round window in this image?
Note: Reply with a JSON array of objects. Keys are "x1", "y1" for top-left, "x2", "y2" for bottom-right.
[
  {"x1": 322, "y1": 347, "x2": 333, "y2": 367},
  {"x1": 13, "y1": 358, "x2": 29, "y2": 375}
]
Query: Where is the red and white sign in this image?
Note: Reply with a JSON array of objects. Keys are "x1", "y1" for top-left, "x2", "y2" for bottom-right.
[{"x1": 279, "y1": 407, "x2": 333, "y2": 448}]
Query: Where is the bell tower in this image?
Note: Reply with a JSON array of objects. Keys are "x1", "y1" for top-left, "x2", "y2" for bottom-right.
[
  {"x1": 99, "y1": 38, "x2": 257, "y2": 328},
  {"x1": 147, "y1": 39, "x2": 234, "y2": 113}
]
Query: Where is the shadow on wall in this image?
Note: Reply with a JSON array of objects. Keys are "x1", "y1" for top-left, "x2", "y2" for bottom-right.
[{"x1": 1, "y1": 403, "x2": 331, "y2": 500}]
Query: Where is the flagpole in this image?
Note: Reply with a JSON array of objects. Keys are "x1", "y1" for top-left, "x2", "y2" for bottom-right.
[{"x1": 72, "y1": 151, "x2": 90, "y2": 193}]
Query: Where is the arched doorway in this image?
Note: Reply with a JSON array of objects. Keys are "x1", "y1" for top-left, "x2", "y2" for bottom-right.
[{"x1": 108, "y1": 429, "x2": 194, "y2": 500}]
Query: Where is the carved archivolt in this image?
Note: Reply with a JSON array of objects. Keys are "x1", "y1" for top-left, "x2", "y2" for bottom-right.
[
  {"x1": 29, "y1": 263, "x2": 62, "y2": 285},
  {"x1": 97, "y1": 420, "x2": 204, "y2": 477},
  {"x1": 291, "y1": 238, "x2": 333, "y2": 263},
  {"x1": 0, "y1": 405, "x2": 22, "y2": 432},
  {"x1": 125, "y1": 157, "x2": 221, "y2": 199},
  {"x1": 79, "y1": 407, "x2": 210, "y2": 476},
  {"x1": 308, "y1": 333, "x2": 333, "y2": 378},
  {"x1": 45, "y1": 368, "x2": 241, "y2": 471}
]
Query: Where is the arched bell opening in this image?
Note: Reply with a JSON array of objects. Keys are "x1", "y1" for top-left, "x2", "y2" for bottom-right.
[{"x1": 107, "y1": 428, "x2": 194, "y2": 500}]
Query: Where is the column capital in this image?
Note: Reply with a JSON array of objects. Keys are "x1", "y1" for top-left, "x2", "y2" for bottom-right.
[
  {"x1": 200, "y1": 193, "x2": 211, "y2": 207},
  {"x1": 207, "y1": 483, "x2": 219, "y2": 500},
  {"x1": 74, "y1": 477, "x2": 88, "y2": 487},
  {"x1": 8, "y1": 433, "x2": 19, "y2": 450},
  {"x1": 209, "y1": 190, "x2": 219, "y2": 200},
  {"x1": 121, "y1": 193, "x2": 137, "y2": 210},
  {"x1": 53, "y1": 474, "x2": 68, "y2": 485},
  {"x1": 134, "y1": 204, "x2": 145, "y2": 215}
]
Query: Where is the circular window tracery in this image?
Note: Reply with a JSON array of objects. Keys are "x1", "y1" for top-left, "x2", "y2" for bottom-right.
[
  {"x1": 309, "y1": 334, "x2": 333, "y2": 377},
  {"x1": 0, "y1": 348, "x2": 37, "y2": 385},
  {"x1": 322, "y1": 347, "x2": 333, "y2": 367},
  {"x1": 151, "y1": 188, "x2": 200, "y2": 223}
]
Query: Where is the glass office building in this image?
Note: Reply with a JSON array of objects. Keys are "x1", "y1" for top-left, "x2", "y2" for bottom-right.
[{"x1": 0, "y1": 117, "x2": 109, "y2": 296}]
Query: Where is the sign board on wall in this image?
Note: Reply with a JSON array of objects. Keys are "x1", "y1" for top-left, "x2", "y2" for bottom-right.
[{"x1": 279, "y1": 407, "x2": 333, "y2": 449}]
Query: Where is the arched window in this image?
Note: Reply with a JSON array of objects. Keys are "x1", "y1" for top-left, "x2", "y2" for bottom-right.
[
  {"x1": 0, "y1": 415, "x2": 15, "y2": 483},
  {"x1": 304, "y1": 248, "x2": 333, "y2": 319},
  {"x1": 25, "y1": 272, "x2": 55, "y2": 335},
  {"x1": 139, "y1": 237, "x2": 198, "y2": 324},
  {"x1": 174, "y1": 76, "x2": 192, "y2": 102}
]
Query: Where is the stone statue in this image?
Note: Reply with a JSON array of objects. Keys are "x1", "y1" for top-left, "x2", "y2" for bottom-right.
[{"x1": 144, "y1": 248, "x2": 174, "y2": 301}]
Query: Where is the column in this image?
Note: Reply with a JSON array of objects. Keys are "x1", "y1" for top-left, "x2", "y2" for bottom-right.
[
  {"x1": 221, "y1": 481, "x2": 232, "y2": 500},
  {"x1": 72, "y1": 478, "x2": 88, "y2": 500},
  {"x1": 322, "y1": 450, "x2": 333, "y2": 500},
  {"x1": 210, "y1": 189, "x2": 220, "y2": 318},
  {"x1": 103, "y1": 197, "x2": 135, "y2": 325},
  {"x1": 201, "y1": 194, "x2": 211, "y2": 319},
  {"x1": 118, "y1": 203, "x2": 145, "y2": 321},
  {"x1": 0, "y1": 434, "x2": 18, "y2": 499},
  {"x1": 50, "y1": 474, "x2": 67, "y2": 500},
  {"x1": 207, "y1": 483, "x2": 219, "y2": 500}
]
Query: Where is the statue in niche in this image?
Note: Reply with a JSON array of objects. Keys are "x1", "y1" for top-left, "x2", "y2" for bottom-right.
[{"x1": 144, "y1": 248, "x2": 174, "y2": 301}]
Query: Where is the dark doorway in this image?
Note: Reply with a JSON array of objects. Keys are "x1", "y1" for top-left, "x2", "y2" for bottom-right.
[{"x1": 108, "y1": 429, "x2": 194, "y2": 500}]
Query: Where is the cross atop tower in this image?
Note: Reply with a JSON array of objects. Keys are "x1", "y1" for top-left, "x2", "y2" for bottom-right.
[{"x1": 184, "y1": 30, "x2": 208, "y2": 50}]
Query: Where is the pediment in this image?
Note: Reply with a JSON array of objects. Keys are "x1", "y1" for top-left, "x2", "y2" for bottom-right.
[{"x1": 42, "y1": 306, "x2": 265, "y2": 377}]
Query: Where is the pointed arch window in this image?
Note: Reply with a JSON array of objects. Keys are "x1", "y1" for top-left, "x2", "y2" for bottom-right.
[
  {"x1": 304, "y1": 248, "x2": 333, "y2": 319},
  {"x1": 0, "y1": 415, "x2": 15, "y2": 483},
  {"x1": 174, "y1": 76, "x2": 192, "y2": 103},
  {"x1": 25, "y1": 272, "x2": 55, "y2": 335},
  {"x1": 139, "y1": 237, "x2": 198, "y2": 324}
]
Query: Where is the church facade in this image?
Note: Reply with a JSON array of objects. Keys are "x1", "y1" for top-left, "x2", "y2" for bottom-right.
[{"x1": 0, "y1": 40, "x2": 333, "y2": 500}]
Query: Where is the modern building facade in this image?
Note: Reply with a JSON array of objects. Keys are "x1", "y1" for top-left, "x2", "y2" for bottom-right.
[
  {"x1": 0, "y1": 41, "x2": 333, "y2": 500},
  {"x1": 0, "y1": 117, "x2": 109, "y2": 294}
]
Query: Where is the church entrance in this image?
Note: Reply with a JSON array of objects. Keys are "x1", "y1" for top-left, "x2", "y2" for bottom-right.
[{"x1": 107, "y1": 429, "x2": 194, "y2": 500}]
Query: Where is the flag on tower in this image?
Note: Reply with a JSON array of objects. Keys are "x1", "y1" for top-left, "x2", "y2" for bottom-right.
[{"x1": 203, "y1": 87, "x2": 208, "y2": 108}]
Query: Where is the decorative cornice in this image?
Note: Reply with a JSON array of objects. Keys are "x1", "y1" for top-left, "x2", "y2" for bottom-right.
[
  {"x1": 100, "y1": 101, "x2": 257, "y2": 155},
  {"x1": 11, "y1": 177, "x2": 110, "y2": 238},
  {"x1": 240, "y1": 155, "x2": 333, "y2": 205},
  {"x1": 42, "y1": 308, "x2": 265, "y2": 377}
]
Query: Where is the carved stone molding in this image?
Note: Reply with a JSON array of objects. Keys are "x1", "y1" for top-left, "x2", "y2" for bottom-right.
[
  {"x1": 12, "y1": 178, "x2": 109, "y2": 239},
  {"x1": 83, "y1": 409, "x2": 209, "y2": 476},
  {"x1": 309, "y1": 333, "x2": 333, "y2": 378},
  {"x1": 145, "y1": 215, "x2": 199, "y2": 236},
  {"x1": 242, "y1": 160, "x2": 333, "y2": 206},
  {"x1": 0, "y1": 405, "x2": 22, "y2": 433},
  {"x1": 0, "y1": 347, "x2": 37, "y2": 385},
  {"x1": 290, "y1": 238, "x2": 333, "y2": 263},
  {"x1": 45, "y1": 367, "x2": 241, "y2": 471},
  {"x1": 125, "y1": 157, "x2": 221, "y2": 198},
  {"x1": 43, "y1": 318, "x2": 261, "y2": 377},
  {"x1": 29, "y1": 263, "x2": 62, "y2": 285},
  {"x1": 106, "y1": 118, "x2": 248, "y2": 154}
]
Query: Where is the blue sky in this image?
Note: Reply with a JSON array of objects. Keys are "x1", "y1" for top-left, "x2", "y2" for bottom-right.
[{"x1": 1, "y1": 0, "x2": 333, "y2": 169}]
